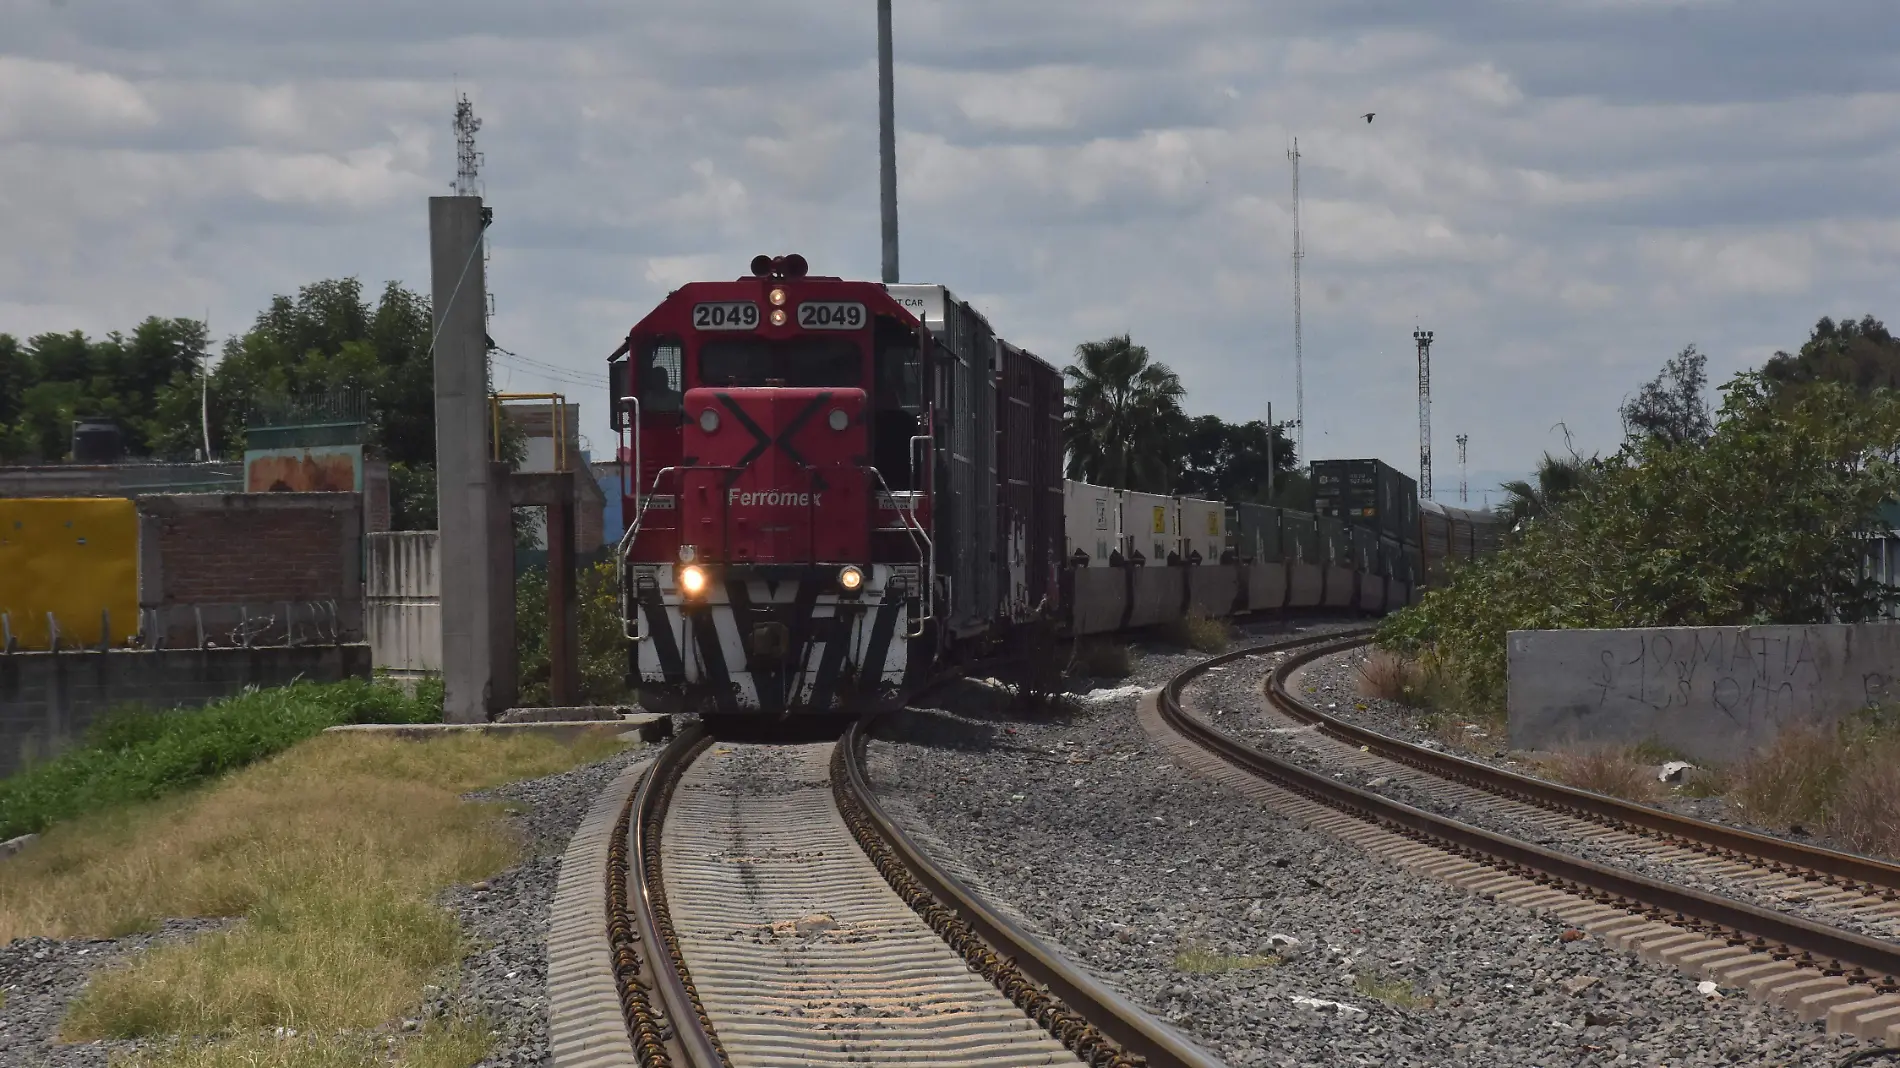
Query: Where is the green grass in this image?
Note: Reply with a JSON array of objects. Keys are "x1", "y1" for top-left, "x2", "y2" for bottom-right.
[
  {"x1": 0, "y1": 678, "x2": 442, "y2": 840},
  {"x1": 1353, "y1": 970, "x2": 1435, "y2": 1010},
  {"x1": 1173, "y1": 943, "x2": 1280, "y2": 974}
]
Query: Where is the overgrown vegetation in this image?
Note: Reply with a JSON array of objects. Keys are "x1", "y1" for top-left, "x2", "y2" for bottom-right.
[
  {"x1": 1173, "y1": 943, "x2": 1280, "y2": 974},
  {"x1": 0, "y1": 679, "x2": 441, "y2": 840},
  {"x1": 514, "y1": 559, "x2": 634, "y2": 706},
  {"x1": 4, "y1": 729, "x2": 624, "y2": 1066},
  {"x1": 1353, "y1": 970, "x2": 1435, "y2": 1010},
  {"x1": 1158, "y1": 610, "x2": 1233, "y2": 654},
  {"x1": 1727, "y1": 709, "x2": 1900, "y2": 857},
  {"x1": 1379, "y1": 368, "x2": 1900, "y2": 715},
  {"x1": 1071, "y1": 638, "x2": 1134, "y2": 679},
  {"x1": 1354, "y1": 650, "x2": 1423, "y2": 703},
  {"x1": 1538, "y1": 745, "x2": 1660, "y2": 803}
]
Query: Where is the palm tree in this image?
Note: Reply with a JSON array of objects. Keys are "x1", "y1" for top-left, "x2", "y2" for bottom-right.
[
  {"x1": 1499, "y1": 452, "x2": 1595, "y2": 531},
  {"x1": 1062, "y1": 335, "x2": 1187, "y2": 492}
]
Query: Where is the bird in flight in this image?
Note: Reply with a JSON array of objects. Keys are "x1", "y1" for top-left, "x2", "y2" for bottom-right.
[{"x1": 1363, "y1": 112, "x2": 1375, "y2": 123}]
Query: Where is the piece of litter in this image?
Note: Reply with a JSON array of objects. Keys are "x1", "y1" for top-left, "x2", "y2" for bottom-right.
[
  {"x1": 1291, "y1": 995, "x2": 1367, "y2": 1018},
  {"x1": 1080, "y1": 684, "x2": 1147, "y2": 703},
  {"x1": 1659, "y1": 760, "x2": 1697, "y2": 783}
]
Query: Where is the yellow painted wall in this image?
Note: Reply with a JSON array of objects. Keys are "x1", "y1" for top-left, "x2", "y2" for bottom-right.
[{"x1": 0, "y1": 498, "x2": 139, "y2": 650}]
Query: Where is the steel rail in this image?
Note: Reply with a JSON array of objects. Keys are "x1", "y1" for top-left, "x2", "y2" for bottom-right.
[
  {"x1": 1267, "y1": 637, "x2": 1900, "y2": 898},
  {"x1": 1161, "y1": 639, "x2": 1900, "y2": 993},
  {"x1": 836, "y1": 718, "x2": 1228, "y2": 1068}
]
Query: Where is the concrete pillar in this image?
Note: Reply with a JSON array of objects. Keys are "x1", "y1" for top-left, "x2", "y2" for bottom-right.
[{"x1": 430, "y1": 197, "x2": 514, "y2": 722}]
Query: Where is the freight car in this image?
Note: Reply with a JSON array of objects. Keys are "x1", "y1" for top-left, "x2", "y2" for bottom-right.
[
  {"x1": 1418, "y1": 499, "x2": 1503, "y2": 585},
  {"x1": 610, "y1": 256, "x2": 1458, "y2": 723}
]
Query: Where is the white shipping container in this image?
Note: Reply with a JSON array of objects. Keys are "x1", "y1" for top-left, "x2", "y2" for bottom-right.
[
  {"x1": 1179, "y1": 497, "x2": 1226, "y2": 563},
  {"x1": 1063, "y1": 480, "x2": 1119, "y2": 563},
  {"x1": 1119, "y1": 490, "x2": 1180, "y2": 563}
]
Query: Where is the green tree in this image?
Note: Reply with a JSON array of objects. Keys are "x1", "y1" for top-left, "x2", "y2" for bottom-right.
[
  {"x1": 1177, "y1": 415, "x2": 1297, "y2": 504},
  {"x1": 1498, "y1": 452, "x2": 1597, "y2": 531},
  {"x1": 1764, "y1": 315, "x2": 1900, "y2": 393},
  {"x1": 1621, "y1": 343, "x2": 1712, "y2": 447},
  {"x1": 1382, "y1": 373, "x2": 1900, "y2": 712},
  {"x1": 1061, "y1": 334, "x2": 1187, "y2": 493}
]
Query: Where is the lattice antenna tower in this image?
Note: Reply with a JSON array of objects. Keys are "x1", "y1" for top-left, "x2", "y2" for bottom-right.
[
  {"x1": 1456, "y1": 433, "x2": 1469, "y2": 504},
  {"x1": 1415, "y1": 329, "x2": 1435, "y2": 499},
  {"x1": 1288, "y1": 137, "x2": 1304, "y2": 466},
  {"x1": 453, "y1": 93, "x2": 484, "y2": 197}
]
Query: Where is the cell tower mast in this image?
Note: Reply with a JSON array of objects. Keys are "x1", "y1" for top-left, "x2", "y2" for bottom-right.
[
  {"x1": 877, "y1": 0, "x2": 899, "y2": 284},
  {"x1": 1415, "y1": 329, "x2": 1435, "y2": 499},
  {"x1": 453, "y1": 93, "x2": 483, "y2": 198},
  {"x1": 1456, "y1": 433, "x2": 1469, "y2": 504},
  {"x1": 1288, "y1": 137, "x2": 1304, "y2": 465}
]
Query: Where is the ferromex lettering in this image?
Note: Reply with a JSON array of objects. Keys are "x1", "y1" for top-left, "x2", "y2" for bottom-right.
[{"x1": 728, "y1": 489, "x2": 822, "y2": 507}]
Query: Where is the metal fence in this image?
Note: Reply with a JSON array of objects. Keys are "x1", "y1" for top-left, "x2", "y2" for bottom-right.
[{"x1": 0, "y1": 601, "x2": 348, "y2": 653}]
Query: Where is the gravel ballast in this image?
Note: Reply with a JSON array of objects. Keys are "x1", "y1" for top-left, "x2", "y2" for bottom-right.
[
  {"x1": 866, "y1": 620, "x2": 1873, "y2": 1067},
  {"x1": 0, "y1": 743, "x2": 650, "y2": 1068},
  {"x1": 1270, "y1": 648, "x2": 1900, "y2": 942}
]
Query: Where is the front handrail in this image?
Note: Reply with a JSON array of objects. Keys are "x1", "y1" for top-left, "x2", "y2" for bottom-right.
[
  {"x1": 616, "y1": 464, "x2": 679, "y2": 642},
  {"x1": 871, "y1": 468, "x2": 933, "y2": 638}
]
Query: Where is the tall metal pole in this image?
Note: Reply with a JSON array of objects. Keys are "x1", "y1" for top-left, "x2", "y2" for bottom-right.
[
  {"x1": 1415, "y1": 329, "x2": 1434, "y2": 500},
  {"x1": 877, "y1": 0, "x2": 900, "y2": 284},
  {"x1": 1266, "y1": 401, "x2": 1274, "y2": 505},
  {"x1": 1288, "y1": 138, "x2": 1304, "y2": 466},
  {"x1": 1456, "y1": 433, "x2": 1469, "y2": 504}
]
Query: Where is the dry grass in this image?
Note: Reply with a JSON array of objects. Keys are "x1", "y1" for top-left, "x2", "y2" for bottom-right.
[
  {"x1": 1173, "y1": 943, "x2": 1280, "y2": 973},
  {"x1": 1827, "y1": 746, "x2": 1900, "y2": 857},
  {"x1": 1539, "y1": 745, "x2": 1659, "y2": 803},
  {"x1": 1353, "y1": 970, "x2": 1435, "y2": 1010},
  {"x1": 121, "y1": 1020, "x2": 491, "y2": 1068},
  {"x1": 0, "y1": 728, "x2": 624, "y2": 1062},
  {"x1": 1729, "y1": 724, "x2": 1845, "y2": 828},
  {"x1": 1072, "y1": 639, "x2": 1133, "y2": 679},
  {"x1": 1355, "y1": 650, "x2": 1424, "y2": 703},
  {"x1": 1160, "y1": 611, "x2": 1233, "y2": 654}
]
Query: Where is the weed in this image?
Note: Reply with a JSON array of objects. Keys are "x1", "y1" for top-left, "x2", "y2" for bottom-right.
[
  {"x1": 1353, "y1": 970, "x2": 1434, "y2": 1010},
  {"x1": 121, "y1": 1019, "x2": 491, "y2": 1068},
  {"x1": 1629, "y1": 738, "x2": 1688, "y2": 765},
  {"x1": 1730, "y1": 725, "x2": 1845, "y2": 828},
  {"x1": 1827, "y1": 740, "x2": 1900, "y2": 857},
  {"x1": 1354, "y1": 651, "x2": 1422, "y2": 703},
  {"x1": 0, "y1": 679, "x2": 441, "y2": 841},
  {"x1": 1159, "y1": 611, "x2": 1233, "y2": 654},
  {"x1": 1173, "y1": 943, "x2": 1279, "y2": 973},
  {"x1": 1539, "y1": 745, "x2": 1658, "y2": 803},
  {"x1": 1073, "y1": 639, "x2": 1133, "y2": 679}
]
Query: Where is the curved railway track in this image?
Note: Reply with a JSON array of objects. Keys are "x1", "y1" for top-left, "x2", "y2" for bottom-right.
[
  {"x1": 573, "y1": 721, "x2": 1226, "y2": 1068},
  {"x1": 1150, "y1": 633, "x2": 1900, "y2": 1042}
]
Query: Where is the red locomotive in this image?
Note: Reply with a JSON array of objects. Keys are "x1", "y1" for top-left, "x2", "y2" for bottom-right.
[{"x1": 611, "y1": 254, "x2": 1064, "y2": 724}]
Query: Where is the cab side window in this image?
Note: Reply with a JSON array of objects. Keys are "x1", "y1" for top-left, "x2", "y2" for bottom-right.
[{"x1": 639, "y1": 337, "x2": 683, "y2": 414}]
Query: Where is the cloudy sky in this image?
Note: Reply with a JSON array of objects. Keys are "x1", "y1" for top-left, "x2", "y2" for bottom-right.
[{"x1": 5, "y1": 0, "x2": 1897, "y2": 500}]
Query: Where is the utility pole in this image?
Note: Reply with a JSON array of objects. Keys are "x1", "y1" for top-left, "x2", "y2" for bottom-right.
[
  {"x1": 1415, "y1": 329, "x2": 1434, "y2": 499},
  {"x1": 877, "y1": 0, "x2": 900, "y2": 284},
  {"x1": 1267, "y1": 401, "x2": 1274, "y2": 505},
  {"x1": 1288, "y1": 138, "x2": 1304, "y2": 466},
  {"x1": 1456, "y1": 433, "x2": 1469, "y2": 504}
]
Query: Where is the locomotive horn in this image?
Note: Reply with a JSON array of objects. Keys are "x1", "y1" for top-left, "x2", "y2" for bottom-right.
[
  {"x1": 783, "y1": 254, "x2": 809, "y2": 278},
  {"x1": 749, "y1": 254, "x2": 774, "y2": 277}
]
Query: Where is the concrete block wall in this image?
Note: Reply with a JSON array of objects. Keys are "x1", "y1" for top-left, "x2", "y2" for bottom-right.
[
  {"x1": 1508, "y1": 623, "x2": 1900, "y2": 764},
  {"x1": 0, "y1": 645, "x2": 372, "y2": 776},
  {"x1": 366, "y1": 531, "x2": 442, "y2": 681},
  {"x1": 137, "y1": 492, "x2": 365, "y2": 645}
]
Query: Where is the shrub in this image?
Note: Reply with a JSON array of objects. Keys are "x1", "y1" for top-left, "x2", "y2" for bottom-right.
[
  {"x1": 1729, "y1": 725, "x2": 1845, "y2": 828},
  {"x1": 0, "y1": 679, "x2": 441, "y2": 841},
  {"x1": 1355, "y1": 650, "x2": 1423, "y2": 703},
  {"x1": 1539, "y1": 745, "x2": 1659, "y2": 803},
  {"x1": 1160, "y1": 611, "x2": 1233, "y2": 654},
  {"x1": 516, "y1": 560, "x2": 633, "y2": 706},
  {"x1": 1073, "y1": 639, "x2": 1133, "y2": 679},
  {"x1": 1827, "y1": 741, "x2": 1900, "y2": 857},
  {"x1": 1377, "y1": 375, "x2": 1900, "y2": 716}
]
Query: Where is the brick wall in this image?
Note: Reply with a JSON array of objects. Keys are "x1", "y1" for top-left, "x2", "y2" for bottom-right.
[
  {"x1": 0, "y1": 645, "x2": 372, "y2": 776},
  {"x1": 136, "y1": 493, "x2": 364, "y2": 645}
]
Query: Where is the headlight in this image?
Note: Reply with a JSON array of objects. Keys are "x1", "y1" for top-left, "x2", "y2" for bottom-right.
[
  {"x1": 838, "y1": 565, "x2": 864, "y2": 592},
  {"x1": 769, "y1": 287, "x2": 787, "y2": 306},
  {"x1": 770, "y1": 308, "x2": 788, "y2": 326},
  {"x1": 679, "y1": 564, "x2": 708, "y2": 596}
]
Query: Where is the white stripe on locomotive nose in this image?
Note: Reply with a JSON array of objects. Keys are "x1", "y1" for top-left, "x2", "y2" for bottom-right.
[{"x1": 707, "y1": 606, "x2": 759, "y2": 709}]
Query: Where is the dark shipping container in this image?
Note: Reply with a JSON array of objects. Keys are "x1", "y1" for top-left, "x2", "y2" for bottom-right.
[{"x1": 1311, "y1": 458, "x2": 1419, "y2": 545}]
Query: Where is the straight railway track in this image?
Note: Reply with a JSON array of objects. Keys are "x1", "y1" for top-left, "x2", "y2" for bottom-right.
[
  {"x1": 554, "y1": 720, "x2": 1226, "y2": 1068},
  {"x1": 1150, "y1": 632, "x2": 1900, "y2": 1042}
]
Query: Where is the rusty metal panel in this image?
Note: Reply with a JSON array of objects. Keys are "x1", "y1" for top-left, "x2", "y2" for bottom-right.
[{"x1": 244, "y1": 444, "x2": 363, "y2": 493}]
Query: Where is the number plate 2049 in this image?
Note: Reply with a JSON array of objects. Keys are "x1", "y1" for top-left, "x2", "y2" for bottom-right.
[
  {"x1": 693, "y1": 302, "x2": 759, "y2": 330},
  {"x1": 798, "y1": 302, "x2": 865, "y2": 330}
]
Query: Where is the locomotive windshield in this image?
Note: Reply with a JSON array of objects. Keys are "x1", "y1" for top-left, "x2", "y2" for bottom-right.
[{"x1": 699, "y1": 337, "x2": 863, "y2": 388}]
